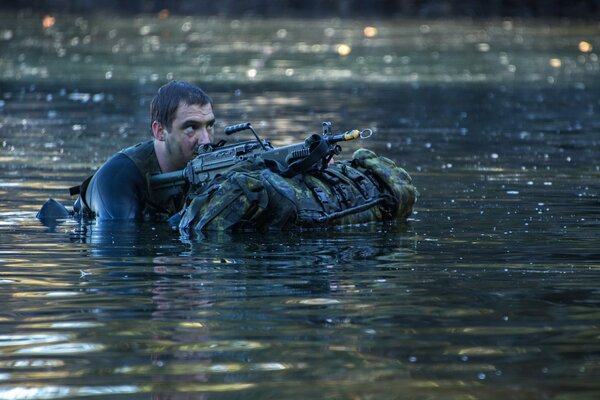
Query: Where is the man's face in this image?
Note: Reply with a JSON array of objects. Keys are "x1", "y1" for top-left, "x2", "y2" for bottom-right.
[{"x1": 164, "y1": 102, "x2": 215, "y2": 169}]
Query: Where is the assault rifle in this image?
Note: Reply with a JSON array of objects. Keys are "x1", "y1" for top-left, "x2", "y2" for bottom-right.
[{"x1": 149, "y1": 122, "x2": 373, "y2": 191}]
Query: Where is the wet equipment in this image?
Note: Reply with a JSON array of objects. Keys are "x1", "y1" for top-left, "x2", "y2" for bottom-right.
[
  {"x1": 37, "y1": 122, "x2": 417, "y2": 232},
  {"x1": 160, "y1": 122, "x2": 417, "y2": 233},
  {"x1": 149, "y1": 122, "x2": 373, "y2": 191}
]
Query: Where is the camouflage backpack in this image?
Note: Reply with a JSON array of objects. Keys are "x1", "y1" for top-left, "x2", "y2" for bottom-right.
[{"x1": 177, "y1": 148, "x2": 417, "y2": 233}]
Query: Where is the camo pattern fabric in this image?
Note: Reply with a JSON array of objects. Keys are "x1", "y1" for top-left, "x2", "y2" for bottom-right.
[{"x1": 178, "y1": 148, "x2": 417, "y2": 233}]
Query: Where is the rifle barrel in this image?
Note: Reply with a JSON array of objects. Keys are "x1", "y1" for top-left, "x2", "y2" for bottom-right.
[
  {"x1": 149, "y1": 169, "x2": 186, "y2": 188},
  {"x1": 327, "y1": 130, "x2": 360, "y2": 143}
]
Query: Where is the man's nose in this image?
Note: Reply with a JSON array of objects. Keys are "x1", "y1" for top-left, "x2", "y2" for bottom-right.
[{"x1": 194, "y1": 127, "x2": 211, "y2": 144}]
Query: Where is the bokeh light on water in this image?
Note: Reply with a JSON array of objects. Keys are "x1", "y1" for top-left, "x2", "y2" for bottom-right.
[
  {"x1": 2, "y1": 12, "x2": 599, "y2": 86},
  {"x1": 0, "y1": 9, "x2": 599, "y2": 400}
]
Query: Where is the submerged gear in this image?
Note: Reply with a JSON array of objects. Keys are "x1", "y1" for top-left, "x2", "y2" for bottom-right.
[{"x1": 177, "y1": 148, "x2": 417, "y2": 233}]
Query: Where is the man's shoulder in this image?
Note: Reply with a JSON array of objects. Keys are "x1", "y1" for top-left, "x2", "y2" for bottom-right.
[
  {"x1": 117, "y1": 140, "x2": 160, "y2": 175},
  {"x1": 94, "y1": 140, "x2": 154, "y2": 182},
  {"x1": 119, "y1": 140, "x2": 155, "y2": 159},
  {"x1": 96, "y1": 152, "x2": 139, "y2": 178}
]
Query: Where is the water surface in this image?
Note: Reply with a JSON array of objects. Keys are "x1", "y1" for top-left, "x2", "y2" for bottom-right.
[{"x1": 1, "y1": 11, "x2": 599, "y2": 399}]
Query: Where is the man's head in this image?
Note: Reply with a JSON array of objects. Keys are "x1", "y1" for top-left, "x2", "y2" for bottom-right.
[
  {"x1": 151, "y1": 81, "x2": 216, "y2": 172},
  {"x1": 150, "y1": 80, "x2": 213, "y2": 131}
]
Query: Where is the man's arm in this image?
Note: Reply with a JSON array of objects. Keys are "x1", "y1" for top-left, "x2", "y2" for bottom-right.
[{"x1": 85, "y1": 154, "x2": 147, "y2": 220}]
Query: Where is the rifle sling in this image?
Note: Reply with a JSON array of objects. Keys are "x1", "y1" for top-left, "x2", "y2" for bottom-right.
[{"x1": 277, "y1": 138, "x2": 329, "y2": 178}]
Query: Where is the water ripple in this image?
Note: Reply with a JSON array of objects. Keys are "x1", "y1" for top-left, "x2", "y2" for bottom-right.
[
  {"x1": 15, "y1": 342, "x2": 104, "y2": 355},
  {"x1": 0, "y1": 385, "x2": 140, "y2": 400}
]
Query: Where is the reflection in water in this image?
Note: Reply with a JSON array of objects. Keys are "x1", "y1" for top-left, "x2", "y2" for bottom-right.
[
  {"x1": 0, "y1": 11, "x2": 599, "y2": 400},
  {"x1": 1, "y1": 216, "x2": 599, "y2": 398}
]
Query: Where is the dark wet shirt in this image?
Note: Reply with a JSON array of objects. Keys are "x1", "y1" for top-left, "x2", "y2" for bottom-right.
[
  {"x1": 82, "y1": 140, "x2": 186, "y2": 221},
  {"x1": 85, "y1": 152, "x2": 148, "y2": 220}
]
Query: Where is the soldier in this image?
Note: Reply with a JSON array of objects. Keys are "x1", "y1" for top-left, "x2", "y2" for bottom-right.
[
  {"x1": 74, "y1": 81, "x2": 215, "y2": 220},
  {"x1": 38, "y1": 81, "x2": 417, "y2": 231}
]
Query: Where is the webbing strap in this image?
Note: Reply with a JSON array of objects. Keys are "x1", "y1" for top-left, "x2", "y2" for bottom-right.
[
  {"x1": 69, "y1": 175, "x2": 92, "y2": 196},
  {"x1": 69, "y1": 175, "x2": 93, "y2": 215},
  {"x1": 314, "y1": 197, "x2": 386, "y2": 223}
]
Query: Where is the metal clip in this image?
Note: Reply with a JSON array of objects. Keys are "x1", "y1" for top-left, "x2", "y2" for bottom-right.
[{"x1": 360, "y1": 129, "x2": 373, "y2": 139}]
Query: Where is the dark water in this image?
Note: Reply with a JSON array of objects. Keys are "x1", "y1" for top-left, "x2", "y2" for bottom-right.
[{"x1": 1, "y1": 11, "x2": 599, "y2": 399}]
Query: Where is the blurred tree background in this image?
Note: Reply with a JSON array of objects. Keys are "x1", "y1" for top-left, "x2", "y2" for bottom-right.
[{"x1": 3, "y1": 0, "x2": 600, "y2": 18}]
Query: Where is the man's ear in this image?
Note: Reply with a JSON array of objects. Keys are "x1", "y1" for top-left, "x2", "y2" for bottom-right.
[{"x1": 152, "y1": 121, "x2": 166, "y2": 141}]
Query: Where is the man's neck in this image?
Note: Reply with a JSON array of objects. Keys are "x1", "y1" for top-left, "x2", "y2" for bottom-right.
[{"x1": 154, "y1": 140, "x2": 175, "y2": 173}]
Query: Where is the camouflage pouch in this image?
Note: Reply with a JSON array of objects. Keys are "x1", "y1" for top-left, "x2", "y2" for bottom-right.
[
  {"x1": 350, "y1": 148, "x2": 417, "y2": 220},
  {"x1": 178, "y1": 149, "x2": 417, "y2": 233},
  {"x1": 179, "y1": 159, "x2": 269, "y2": 232}
]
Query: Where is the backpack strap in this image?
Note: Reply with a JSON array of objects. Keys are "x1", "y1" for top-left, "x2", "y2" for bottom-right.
[
  {"x1": 69, "y1": 174, "x2": 92, "y2": 197},
  {"x1": 314, "y1": 197, "x2": 385, "y2": 223}
]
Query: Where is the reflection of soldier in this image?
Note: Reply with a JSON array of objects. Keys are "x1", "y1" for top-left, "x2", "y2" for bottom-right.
[
  {"x1": 68, "y1": 225, "x2": 416, "y2": 396},
  {"x1": 148, "y1": 227, "x2": 417, "y2": 322},
  {"x1": 73, "y1": 81, "x2": 215, "y2": 221},
  {"x1": 68, "y1": 220, "x2": 187, "y2": 258}
]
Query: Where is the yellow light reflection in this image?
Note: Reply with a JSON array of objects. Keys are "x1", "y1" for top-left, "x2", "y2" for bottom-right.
[
  {"x1": 10, "y1": 280, "x2": 71, "y2": 290},
  {"x1": 0, "y1": 359, "x2": 64, "y2": 368},
  {"x1": 0, "y1": 385, "x2": 140, "y2": 398},
  {"x1": 42, "y1": 15, "x2": 55, "y2": 29},
  {"x1": 0, "y1": 333, "x2": 71, "y2": 347},
  {"x1": 158, "y1": 9, "x2": 169, "y2": 19},
  {"x1": 549, "y1": 58, "x2": 561, "y2": 68},
  {"x1": 296, "y1": 298, "x2": 340, "y2": 305},
  {"x1": 579, "y1": 40, "x2": 593, "y2": 52},
  {"x1": 16, "y1": 342, "x2": 104, "y2": 355},
  {"x1": 337, "y1": 44, "x2": 351, "y2": 56},
  {"x1": 179, "y1": 322, "x2": 204, "y2": 328},
  {"x1": 253, "y1": 362, "x2": 287, "y2": 371},
  {"x1": 176, "y1": 383, "x2": 256, "y2": 392},
  {"x1": 177, "y1": 340, "x2": 266, "y2": 352},
  {"x1": 363, "y1": 26, "x2": 378, "y2": 38},
  {"x1": 115, "y1": 362, "x2": 290, "y2": 376}
]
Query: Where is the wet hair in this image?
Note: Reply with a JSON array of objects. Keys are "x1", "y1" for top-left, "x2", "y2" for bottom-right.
[{"x1": 150, "y1": 80, "x2": 212, "y2": 131}]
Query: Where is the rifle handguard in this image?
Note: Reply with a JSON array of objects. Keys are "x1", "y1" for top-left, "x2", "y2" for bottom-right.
[{"x1": 149, "y1": 123, "x2": 373, "y2": 191}]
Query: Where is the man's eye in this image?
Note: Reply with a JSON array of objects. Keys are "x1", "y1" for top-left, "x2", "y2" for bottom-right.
[{"x1": 183, "y1": 127, "x2": 195, "y2": 136}]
